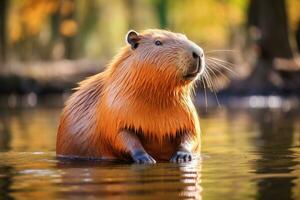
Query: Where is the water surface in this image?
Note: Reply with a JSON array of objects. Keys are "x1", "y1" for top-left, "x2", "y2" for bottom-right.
[{"x1": 0, "y1": 104, "x2": 300, "y2": 199}]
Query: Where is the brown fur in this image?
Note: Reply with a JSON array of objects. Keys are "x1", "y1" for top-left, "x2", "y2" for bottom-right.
[{"x1": 56, "y1": 29, "x2": 202, "y2": 161}]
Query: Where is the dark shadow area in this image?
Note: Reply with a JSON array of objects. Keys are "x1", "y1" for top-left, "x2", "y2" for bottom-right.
[
  {"x1": 251, "y1": 109, "x2": 299, "y2": 200},
  {"x1": 0, "y1": 165, "x2": 14, "y2": 200},
  {"x1": 0, "y1": 110, "x2": 11, "y2": 151}
]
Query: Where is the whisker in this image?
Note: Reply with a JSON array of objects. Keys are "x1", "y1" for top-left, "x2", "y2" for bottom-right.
[
  {"x1": 191, "y1": 82, "x2": 196, "y2": 97},
  {"x1": 207, "y1": 56, "x2": 235, "y2": 67},
  {"x1": 206, "y1": 64, "x2": 225, "y2": 81},
  {"x1": 205, "y1": 72, "x2": 215, "y2": 92},
  {"x1": 204, "y1": 72, "x2": 213, "y2": 91},
  {"x1": 205, "y1": 65, "x2": 223, "y2": 90},
  {"x1": 201, "y1": 76, "x2": 208, "y2": 111},
  {"x1": 206, "y1": 62, "x2": 230, "y2": 81},
  {"x1": 203, "y1": 68, "x2": 221, "y2": 107},
  {"x1": 206, "y1": 58, "x2": 237, "y2": 76},
  {"x1": 197, "y1": 53, "x2": 235, "y2": 109},
  {"x1": 213, "y1": 89, "x2": 221, "y2": 107},
  {"x1": 205, "y1": 49, "x2": 235, "y2": 54}
]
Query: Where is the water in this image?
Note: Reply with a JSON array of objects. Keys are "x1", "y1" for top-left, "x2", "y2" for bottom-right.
[{"x1": 0, "y1": 104, "x2": 300, "y2": 199}]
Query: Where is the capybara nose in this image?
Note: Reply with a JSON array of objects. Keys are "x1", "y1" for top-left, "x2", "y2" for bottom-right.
[
  {"x1": 192, "y1": 51, "x2": 202, "y2": 71},
  {"x1": 191, "y1": 51, "x2": 202, "y2": 72},
  {"x1": 192, "y1": 51, "x2": 199, "y2": 59}
]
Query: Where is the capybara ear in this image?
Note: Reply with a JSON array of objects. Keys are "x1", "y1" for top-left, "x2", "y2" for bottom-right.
[{"x1": 126, "y1": 30, "x2": 140, "y2": 50}]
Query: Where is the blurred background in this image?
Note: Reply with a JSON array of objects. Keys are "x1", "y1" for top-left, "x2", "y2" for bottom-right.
[
  {"x1": 1, "y1": 1, "x2": 300, "y2": 199},
  {"x1": 0, "y1": 0, "x2": 300, "y2": 104}
]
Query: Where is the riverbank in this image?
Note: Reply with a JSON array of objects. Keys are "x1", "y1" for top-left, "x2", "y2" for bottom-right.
[
  {"x1": 1, "y1": 58, "x2": 300, "y2": 98},
  {"x1": 0, "y1": 59, "x2": 105, "y2": 95}
]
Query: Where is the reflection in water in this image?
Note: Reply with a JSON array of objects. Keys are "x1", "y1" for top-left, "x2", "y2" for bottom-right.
[
  {"x1": 0, "y1": 110, "x2": 11, "y2": 151},
  {"x1": 251, "y1": 109, "x2": 299, "y2": 200},
  {"x1": 0, "y1": 165, "x2": 13, "y2": 200},
  {"x1": 179, "y1": 160, "x2": 202, "y2": 199},
  {"x1": 56, "y1": 159, "x2": 202, "y2": 199},
  {"x1": 0, "y1": 108, "x2": 59, "y2": 151},
  {"x1": 0, "y1": 106, "x2": 300, "y2": 199}
]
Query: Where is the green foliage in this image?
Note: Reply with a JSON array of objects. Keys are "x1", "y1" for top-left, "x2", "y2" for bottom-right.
[{"x1": 2, "y1": 0, "x2": 299, "y2": 61}]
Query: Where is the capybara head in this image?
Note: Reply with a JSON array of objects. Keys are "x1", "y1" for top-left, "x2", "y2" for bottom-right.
[{"x1": 125, "y1": 29, "x2": 205, "y2": 86}]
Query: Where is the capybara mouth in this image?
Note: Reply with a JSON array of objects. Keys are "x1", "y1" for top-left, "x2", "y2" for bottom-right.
[{"x1": 183, "y1": 58, "x2": 201, "y2": 80}]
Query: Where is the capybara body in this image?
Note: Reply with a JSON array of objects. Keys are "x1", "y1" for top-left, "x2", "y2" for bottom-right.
[{"x1": 56, "y1": 29, "x2": 205, "y2": 163}]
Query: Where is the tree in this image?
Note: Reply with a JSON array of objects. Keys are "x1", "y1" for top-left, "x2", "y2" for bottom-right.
[
  {"x1": 59, "y1": 0, "x2": 76, "y2": 59},
  {"x1": 0, "y1": 0, "x2": 8, "y2": 62},
  {"x1": 227, "y1": 0, "x2": 300, "y2": 95},
  {"x1": 248, "y1": 0, "x2": 293, "y2": 59},
  {"x1": 154, "y1": 0, "x2": 168, "y2": 28}
]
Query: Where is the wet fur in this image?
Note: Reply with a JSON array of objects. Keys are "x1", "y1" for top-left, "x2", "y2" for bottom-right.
[{"x1": 56, "y1": 30, "x2": 201, "y2": 161}]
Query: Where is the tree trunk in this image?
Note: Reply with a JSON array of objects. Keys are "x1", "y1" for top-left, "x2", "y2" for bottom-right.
[
  {"x1": 296, "y1": 21, "x2": 300, "y2": 53},
  {"x1": 0, "y1": 0, "x2": 7, "y2": 63},
  {"x1": 155, "y1": 0, "x2": 168, "y2": 28},
  {"x1": 60, "y1": 0, "x2": 76, "y2": 59},
  {"x1": 223, "y1": 0, "x2": 300, "y2": 96},
  {"x1": 248, "y1": 0, "x2": 293, "y2": 59}
]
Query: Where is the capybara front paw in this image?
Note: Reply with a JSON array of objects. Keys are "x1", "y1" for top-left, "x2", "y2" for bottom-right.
[
  {"x1": 170, "y1": 151, "x2": 192, "y2": 163},
  {"x1": 132, "y1": 151, "x2": 156, "y2": 164}
]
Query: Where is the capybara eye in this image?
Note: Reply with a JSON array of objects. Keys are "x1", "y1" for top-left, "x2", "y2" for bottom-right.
[{"x1": 155, "y1": 40, "x2": 162, "y2": 46}]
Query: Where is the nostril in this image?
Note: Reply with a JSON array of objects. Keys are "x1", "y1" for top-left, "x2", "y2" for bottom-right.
[{"x1": 192, "y1": 52, "x2": 199, "y2": 59}]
